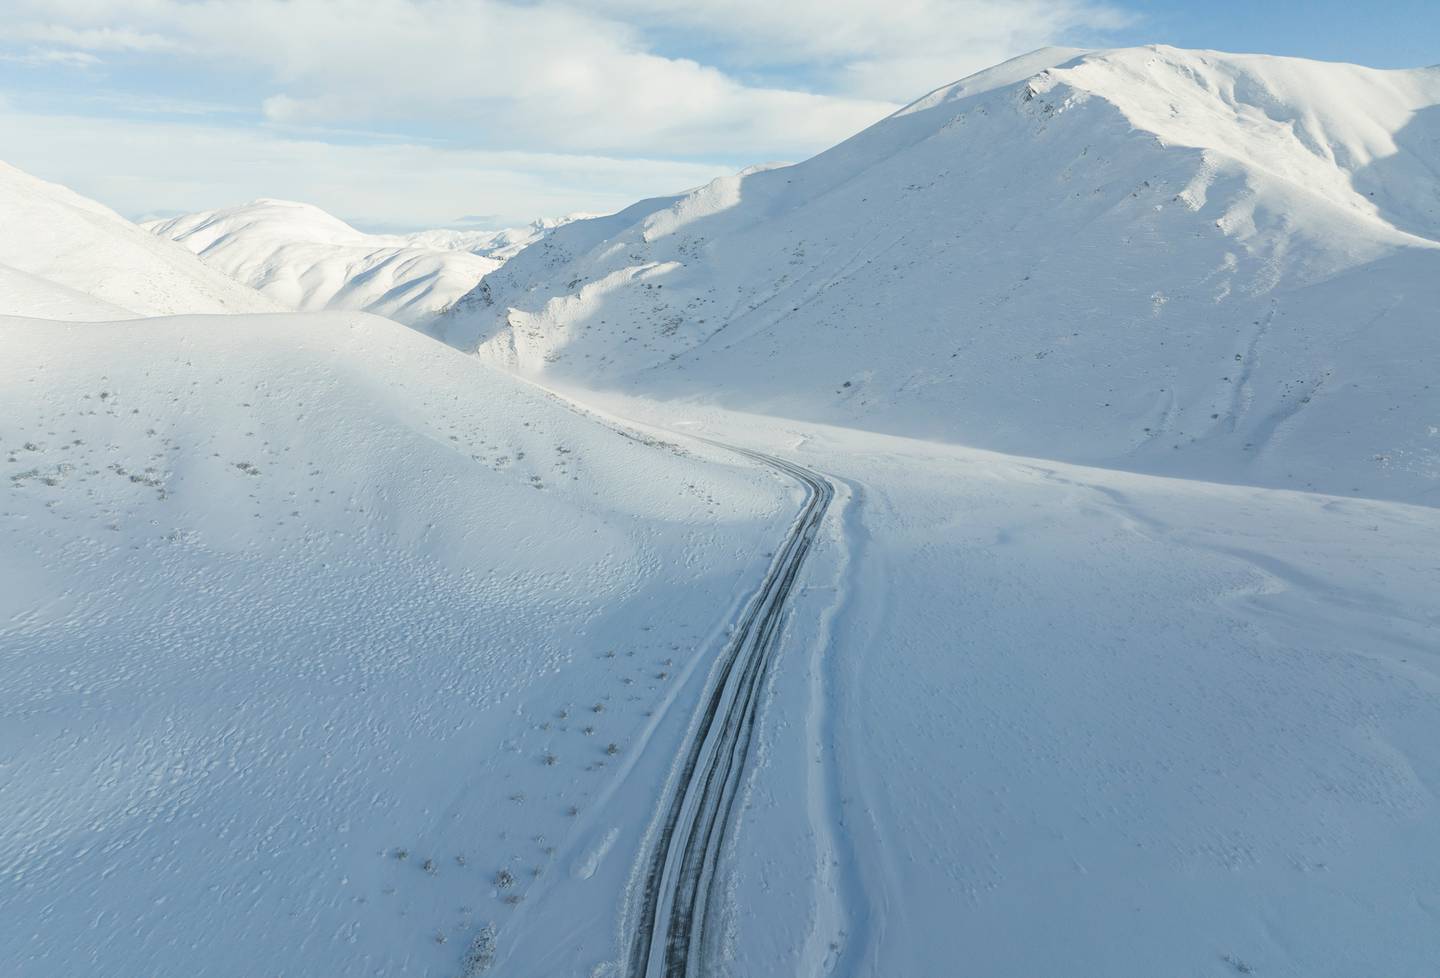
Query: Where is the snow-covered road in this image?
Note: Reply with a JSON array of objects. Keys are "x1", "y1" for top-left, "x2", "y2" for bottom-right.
[
  {"x1": 626, "y1": 444, "x2": 834, "y2": 978},
  {"x1": 576, "y1": 390, "x2": 1440, "y2": 978},
  {"x1": 5, "y1": 313, "x2": 1437, "y2": 978}
]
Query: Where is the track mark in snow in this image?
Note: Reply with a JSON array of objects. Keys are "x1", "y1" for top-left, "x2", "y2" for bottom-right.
[
  {"x1": 626, "y1": 442, "x2": 835, "y2": 978},
  {"x1": 573, "y1": 827, "x2": 621, "y2": 881}
]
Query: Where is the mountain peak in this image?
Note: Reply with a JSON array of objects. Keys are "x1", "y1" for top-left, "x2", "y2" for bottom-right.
[{"x1": 440, "y1": 45, "x2": 1440, "y2": 504}]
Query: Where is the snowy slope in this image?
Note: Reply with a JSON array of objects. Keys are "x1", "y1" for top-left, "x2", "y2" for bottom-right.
[
  {"x1": 0, "y1": 310, "x2": 796, "y2": 977},
  {"x1": 0, "y1": 161, "x2": 282, "y2": 319},
  {"x1": 146, "y1": 201, "x2": 590, "y2": 327},
  {"x1": 0, "y1": 264, "x2": 133, "y2": 321},
  {"x1": 6, "y1": 305, "x2": 1437, "y2": 978},
  {"x1": 5, "y1": 49, "x2": 1440, "y2": 978},
  {"x1": 441, "y1": 46, "x2": 1440, "y2": 505},
  {"x1": 572, "y1": 390, "x2": 1440, "y2": 978}
]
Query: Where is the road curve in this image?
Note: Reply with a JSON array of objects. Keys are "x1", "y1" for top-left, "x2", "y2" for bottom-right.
[{"x1": 626, "y1": 442, "x2": 835, "y2": 978}]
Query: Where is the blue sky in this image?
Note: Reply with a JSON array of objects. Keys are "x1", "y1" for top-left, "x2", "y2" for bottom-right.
[
  {"x1": 0, "y1": 1, "x2": 1433, "y2": 229},
  {"x1": 1111, "y1": 0, "x2": 1440, "y2": 68}
]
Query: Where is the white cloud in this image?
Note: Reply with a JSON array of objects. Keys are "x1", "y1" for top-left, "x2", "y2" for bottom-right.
[
  {"x1": 0, "y1": 48, "x2": 102, "y2": 68},
  {"x1": 0, "y1": 0, "x2": 1129, "y2": 222},
  {"x1": 0, "y1": 0, "x2": 1126, "y2": 157},
  {"x1": 0, "y1": 107, "x2": 733, "y2": 227},
  {"x1": 584, "y1": 0, "x2": 1131, "y2": 100},
  {"x1": 0, "y1": 0, "x2": 899, "y2": 156},
  {"x1": 0, "y1": 23, "x2": 175, "y2": 52}
]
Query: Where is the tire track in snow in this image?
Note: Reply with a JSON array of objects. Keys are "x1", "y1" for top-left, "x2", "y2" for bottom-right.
[{"x1": 626, "y1": 442, "x2": 835, "y2": 978}]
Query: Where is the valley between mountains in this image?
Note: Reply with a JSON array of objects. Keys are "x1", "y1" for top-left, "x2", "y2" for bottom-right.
[{"x1": 3, "y1": 43, "x2": 1438, "y2": 978}]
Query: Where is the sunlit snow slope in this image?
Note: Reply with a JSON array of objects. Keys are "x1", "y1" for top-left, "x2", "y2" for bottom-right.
[
  {"x1": 0, "y1": 310, "x2": 792, "y2": 977},
  {"x1": 0, "y1": 161, "x2": 282, "y2": 320},
  {"x1": 147, "y1": 201, "x2": 587, "y2": 327},
  {"x1": 443, "y1": 46, "x2": 1440, "y2": 504},
  {"x1": 581, "y1": 390, "x2": 1440, "y2": 978}
]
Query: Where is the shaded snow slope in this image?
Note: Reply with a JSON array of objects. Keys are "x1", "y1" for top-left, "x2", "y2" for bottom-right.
[
  {"x1": 0, "y1": 161, "x2": 282, "y2": 319},
  {"x1": 0, "y1": 311, "x2": 793, "y2": 977},
  {"x1": 146, "y1": 200, "x2": 591, "y2": 327},
  {"x1": 441, "y1": 46, "x2": 1440, "y2": 504}
]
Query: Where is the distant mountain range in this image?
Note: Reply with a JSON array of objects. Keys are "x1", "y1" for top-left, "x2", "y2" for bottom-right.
[{"x1": 145, "y1": 200, "x2": 593, "y2": 326}]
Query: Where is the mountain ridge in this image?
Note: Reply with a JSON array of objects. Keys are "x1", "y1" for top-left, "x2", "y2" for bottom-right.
[
  {"x1": 145, "y1": 200, "x2": 596, "y2": 326},
  {"x1": 439, "y1": 44, "x2": 1440, "y2": 505},
  {"x1": 0, "y1": 160, "x2": 283, "y2": 319}
]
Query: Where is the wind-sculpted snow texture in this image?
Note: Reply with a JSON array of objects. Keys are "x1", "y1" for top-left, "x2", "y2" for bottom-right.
[
  {"x1": 445, "y1": 46, "x2": 1440, "y2": 505},
  {"x1": 147, "y1": 201, "x2": 587, "y2": 327},
  {"x1": 0, "y1": 311, "x2": 796, "y2": 977},
  {"x1": 0, "y1": 161, "x2": 282, "y2": 319}
]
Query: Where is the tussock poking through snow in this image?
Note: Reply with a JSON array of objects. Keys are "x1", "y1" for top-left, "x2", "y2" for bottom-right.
[{"x1": 0, "y1": 310, "x2": 790, "y2": 977}]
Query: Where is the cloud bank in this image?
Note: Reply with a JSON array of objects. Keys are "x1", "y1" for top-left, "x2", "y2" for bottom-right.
[{"x1": 0, "y1": 0, "x2": 1127, "y2": 225}]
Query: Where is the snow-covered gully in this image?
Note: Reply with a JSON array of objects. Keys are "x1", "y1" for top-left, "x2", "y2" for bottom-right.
[{"x1": 626, "y1": 443, "x2": 835, "y2": 978}]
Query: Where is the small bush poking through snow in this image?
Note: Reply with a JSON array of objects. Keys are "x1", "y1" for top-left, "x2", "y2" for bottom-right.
[{"x1": 461, "y1": 925, "x2": 497, "y2": 977}]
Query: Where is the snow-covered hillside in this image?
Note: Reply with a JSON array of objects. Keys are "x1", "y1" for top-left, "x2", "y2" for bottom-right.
[
  {"x1": 0, "y1": 309, "x2": 792, "y2": 977},
  {"x1": 5, "y1": 43, "x2": 1440, "y2": 978},
  {"x1": 146, "y1": 201, "x2": 590, "y2": 327},
  {"x1": 0, "y1": 161, "x2": 282, "y2": 319},
  {"x1": 575, "y1": 389, "x2": 1440, "y2": 978},
  {"x1": 442, "y1": 46, "x2": 1440, "y2": 505}
]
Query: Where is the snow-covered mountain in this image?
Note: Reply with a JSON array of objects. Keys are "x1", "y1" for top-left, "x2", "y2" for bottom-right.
[
  {"x1": 0, "y1": 161, "x2": 282, "y2": 319},
  {"x1": 146, "y1": 200, "x2": 591, "y2": 327},
  {"x1": 441, "y1": 45, "x2": 1440, "y2": 505},
  {"x1": 404, "y1": 215, "x2": 598, "y2": 262},
  {"x1": 5, "y1": 44, "x2": 1440, "y2": 978}
]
